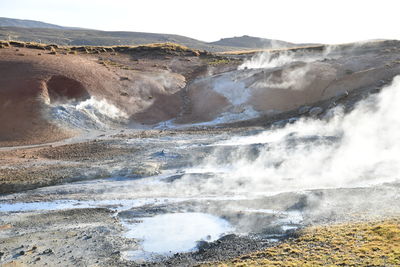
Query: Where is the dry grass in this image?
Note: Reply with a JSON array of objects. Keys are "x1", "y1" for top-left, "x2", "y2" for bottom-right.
[
  {"x1": 218, "y1": 45, "x2": 326, "y2": 55},
  {"x1": 213, "y1": 219, "x2": 400, "y2": 266},
  {"x1": 0, "y1": 40, "x2": 202, "y2": 56}
]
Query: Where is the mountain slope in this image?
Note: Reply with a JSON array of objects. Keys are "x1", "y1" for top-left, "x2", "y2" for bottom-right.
[
  {"x1": 210, "y1": 35, "x2": 295, "y2": 49},
  {"x1": 0, "y1": 26, "x2": 238, "y2": 52},
  {"x1": 0, "y1": 17, "x2": 297, "y2": 52},
  {"x1": 0, "y1": 17, "x2": 67, "y2": 29}
]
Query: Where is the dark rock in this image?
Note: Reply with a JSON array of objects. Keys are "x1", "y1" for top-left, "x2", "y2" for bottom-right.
[
  {"x1": 272, "y1": 120, "x2": 287, "y2": 128},
  {"x1": 42, "y1": 248, "x2": 53, "y2": 255},
  {"x1": 333, "y1": 91, "x2": 349, "y2": 102},
  {"x1": 309, "y1": 107, "x2": 324, "y2": 116},
  {"x1": 196, "y1": 240, "x2": 211, "y2": 252},
  {"x1": 298, "y1": 105, "x2": 311, "y2": 115}
]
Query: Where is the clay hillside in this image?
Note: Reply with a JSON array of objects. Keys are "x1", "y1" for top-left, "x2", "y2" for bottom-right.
[{"x1": 1, "y1": 39, "x2": 399, "y2": 147}]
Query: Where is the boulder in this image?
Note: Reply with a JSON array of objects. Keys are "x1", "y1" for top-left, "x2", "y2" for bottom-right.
[{"x1": 309, "y1": 107, "x2": 324, "y2": 117}]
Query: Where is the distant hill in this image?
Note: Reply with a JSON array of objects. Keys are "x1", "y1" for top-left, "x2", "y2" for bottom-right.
[
  {"x1": 0, "y1": 17, "x2": 68, "y2": 29},
  {"x1": 0, "y1": 17, "x2": 298, "y2": 52},
  {"x1": 210, "y1": 35, "x2": 295, "y2": 49},
  {"x1": 0, "y1": 26, "x2": 238, "y2": 52}
]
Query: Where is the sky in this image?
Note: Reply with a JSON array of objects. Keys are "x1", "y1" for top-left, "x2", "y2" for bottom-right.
[{"x1": 1, "y1": 0, "x2": 399, "y2": 44}]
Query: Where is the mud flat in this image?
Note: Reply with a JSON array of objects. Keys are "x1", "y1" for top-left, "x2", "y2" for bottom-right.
[
  {"x1": 0, "y1": 208, "x2": 129, "y2": 266},
  {"x1": 1, "y1": 122, "x2": 400, "y2": 266},
  {"x1": 1, "y1": 183, "x2": 399, "y2": 266}
]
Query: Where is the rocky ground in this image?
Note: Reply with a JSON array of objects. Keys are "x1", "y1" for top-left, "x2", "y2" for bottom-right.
[{"x1": 0, "y1": 208, "x2": 129, "y2": 266}]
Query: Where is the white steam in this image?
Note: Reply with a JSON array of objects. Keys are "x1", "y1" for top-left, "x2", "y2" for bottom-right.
[
  {"x1": 250, "y1": 64, "x2": 314, "y2": 90},
  {"x1": 50, "y1": 97, "x2": 128, "y2": 130},
  {"x1": 76, "y1": 97, "x2": 128, "y2": 120},
  {"x1": 196, "y1": 76, "x2": 400, "y2": 194},
  {"x1": 212, "y1": 74, "x2": 250, "y2": 105},
  {"x1": 132, "y1": 76, "x2": 400, "y2": 197},
  {"x1": 239, "y1": 51, "x2": 300, "y2": 69},
  {"x1": 238, "y1": 45, "x2": 340, "y2": 70}
]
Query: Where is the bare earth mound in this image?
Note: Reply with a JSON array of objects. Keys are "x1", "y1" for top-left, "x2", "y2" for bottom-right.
[{"x1": 1, "y1": 40, "x2": 400, "y2": 147}]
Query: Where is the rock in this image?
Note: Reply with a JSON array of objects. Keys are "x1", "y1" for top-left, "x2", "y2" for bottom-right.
[
  {"x1": 298, "y1": 105, "x2": 311, "y2": 115},
  {"x1": 378, "y1": 80, "x2": 386, "y2": 85},
  {"x1": 333, "y1": 90, "x2": 349, "y2": 102},
  {"x1": 272, "y1": 120, "x2": 287, "y2": 128},
  {"x1": 370, "y1": 87, "x2": 381, "y2": 94},
  {"x1": 323, "y1": 109, "x2": 336, "y2": 121},
  {"x1": 83, "y1": 235, "x2": 92, "y2": 240},
  {"x1": 196, "y1": 240, "x2": 211, "y2": 252},
  {"x1": 218, "y1": 234, "x2": 237, "y2": 241},
  {"x1": 309, "y1": 107, "x2": 324, "y2": 117},
  {"x1": 42, "y1": 248, "x2": 53, "y2": 255},
  {"x1": 272, "y1": 117, "x2": 298, "y2": 128}
]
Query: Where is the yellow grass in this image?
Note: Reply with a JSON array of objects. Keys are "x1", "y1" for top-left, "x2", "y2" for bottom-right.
[{"x1": 211, "y1": 219, "x2": 400, "y2": 266}]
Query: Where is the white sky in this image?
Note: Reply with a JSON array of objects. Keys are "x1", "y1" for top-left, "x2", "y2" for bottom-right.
[{"x1": 1, "y1": 0, "x2": 399, "y2": 44}]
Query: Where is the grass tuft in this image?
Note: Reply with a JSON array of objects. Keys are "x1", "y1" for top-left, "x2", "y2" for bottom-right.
[{"x1": 211, "y1": 219, "x2": 400, "y2": 266}]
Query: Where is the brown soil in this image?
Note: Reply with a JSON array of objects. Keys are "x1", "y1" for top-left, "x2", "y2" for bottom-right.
[
  {"x1": 0, "y1": 41, "x2": 238, "y2": 146},
  {"x1": 1, "y1": 40, "x2": 399, "y2": 147}
]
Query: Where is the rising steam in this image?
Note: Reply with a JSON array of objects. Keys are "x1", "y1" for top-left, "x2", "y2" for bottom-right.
[
  {"x1": 192, "y1": 76, "x2": 400, "y2": 194},
  {"x1": 120, "y1": 76, "x2": 400, "y2": 198},
  {"x1": 50, "y1": 97, "x2": 128, "y2": 130}
]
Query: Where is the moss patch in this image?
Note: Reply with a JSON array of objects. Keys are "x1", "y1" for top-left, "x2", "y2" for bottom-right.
[{"x1": 214, "y1": 219, "x2": 400, "y2": 266}]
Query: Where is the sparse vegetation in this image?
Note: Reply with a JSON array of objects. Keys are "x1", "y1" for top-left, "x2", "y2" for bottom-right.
[
  {"x1": 214, "y1": 219, "x2": 400, "y2": 266},
  {"x1": 98, "y1": 59, "x2": 134, "y2": 71},
  {"x1": 0, "y1": 40, "x2": 203, "y2": 57},
  {"x1": 201, "y1": 56, "x2": 241, "y2": 66},
  {"x1": 206, "y1": 58, "x2": 232, "y2": 65}
]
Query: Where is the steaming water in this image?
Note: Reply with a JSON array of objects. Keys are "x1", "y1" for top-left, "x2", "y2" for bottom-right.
[{"x1": 123, "y1": 213, "x2": 232, "y2": 259}]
